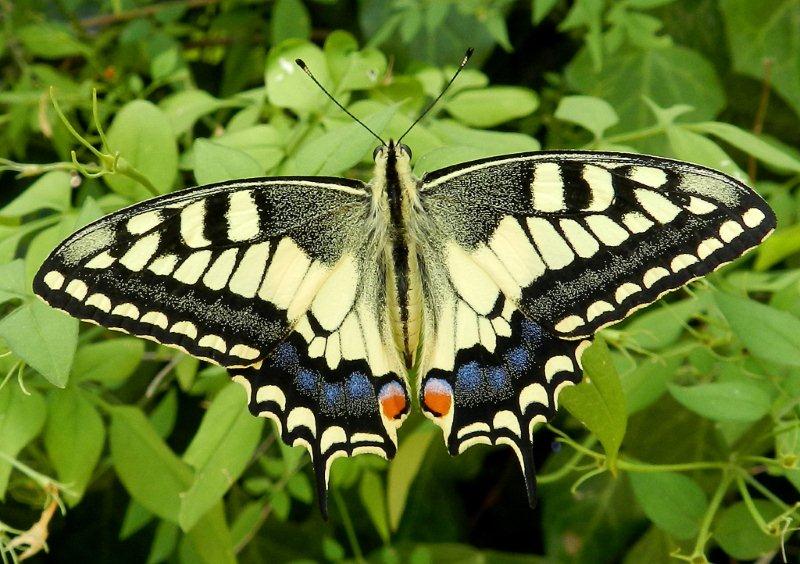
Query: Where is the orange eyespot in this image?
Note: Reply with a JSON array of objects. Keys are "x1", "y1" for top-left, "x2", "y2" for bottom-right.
[
  {"x1": 423, "y1": 378, "x2": 452, "y2": 417},
  {"x1": 379, "y1": 382, "x2": 407, "y2": 419}
]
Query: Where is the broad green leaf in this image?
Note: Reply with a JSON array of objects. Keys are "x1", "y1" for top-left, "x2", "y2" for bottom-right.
[
  {"x1": 533, "y1": 0, "x2": 560, "y2": 23},
  {"x1": 0, "y1": 300, "x2": 78, "y2": 387},
  {"x1": 0, "y1": 171, "x2": 71, "y2": 216},
  {"x1": 555, "y1": 95, "x2": 619, "y2": 139},
  {"x1": 414, "y1": 146, "x2": 490, "y2": 176},
  {"x1": 666, "y1": 126, "x2": 746, "y2": 181},
  {"x1": 626, "y1": 298, "x2": 702, "y2": 350},
  {"x1": 388, "y1": 423, "x2": 436, "y2": 531},
  {"x1": 147, "y1": 520, "x2": 179, "y2": 564},
  {"x1": 180, "y1": 383, "x2": 263, "y2": 531},
  {"x1": 0, "y1": 386, "x2": 46, "y2": 499},
  {"x1": 444, "y1": 87, "x2": 538, "y2": 127},
  {"x1": 180, "y1": 502, "x2": 237, "y2": 564},
  {"x1": 324, "y1": 31, "x2": 386, "y2": 91},
  {"x1": 690, "y1": 121, "x2": 800, "y2": 173},
  {"x1": 185, "y1": 126, "x2": 283, "y2": 173},
  {"x1": 105, "y1": 100, "x2": 178, "y2": 199},
  {"x1": 0, "y1": 260, "x2": 28, "y2": 305},
  {"x1": 565, "y1": 45, "x2": 725, "y2": 131},
  {"x1": 71, "y1": 338, "x2": 145, "y2": 388},
  {"x1": 120, "y1": 501, "x2": 154, "y2": 540},
  {"x1": 754, "y1": 223, "x2": 800, "y2": 271},
  {"x1": 265, "y1": 41, "x2": 329, "y2": 112},
  {"x1": 44, "y1": 388, "x2": 105, "y2": 504},
  {"x1": 229, "y1": 501, "x2": 264, "y2": 550},
  {"x1": 628, "y1": 472, "x2": 707, "y2": 539},
  {"x1": 151, "y1": 388, "x2": 179, "y2": 439},
  {"x1": 193, "y1": 140, "x2": 263, "y2": 185},
  {"x1": 282, "y1": 104, "x2": 396, "y2": 176},
  {"x1": 667, "y1": 381, "x2": 771, "y2": 422},
  {"x1": 271, "y1": 0, "x2": 311, "y2": 44},
  {"x1": 160, "y1": 90, "x2": 238, "y2": 136},
  {"x1": 360, "y1": 471, "x2": 390, "y2": 542},
  {"x1": 17, "y1": 23, "x2": 90, "y2": 59},
  {"x1": 429, "y1": 120, "x2": 541, "y2": 154},
  {"x1": 559, "y1": 337, "x2": 627, "y2": 466},
  {"x1": 621, "y1": 356, "x2": 680, "y2": 414},
  {"x1": 715, "y1": 291, "x2": 800, "y2": 367},
  {"x1": 714, "y1": 500, "x2": 782, "y2": 560},
  {"x1": 622, "y1": 527, "x2": 673, "y2": 564},
  {"x1": 720, "y1": 0, "x2": 800, "y2": 117},
  {"x1": 109, "y1": 406, "x2": 193, "y2": 522}
]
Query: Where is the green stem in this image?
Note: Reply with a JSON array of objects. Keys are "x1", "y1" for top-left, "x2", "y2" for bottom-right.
[
  {"x1": 741, "y1": 472, "x2": 790, "y2": 511},
  {"x1": 332, "y1": 489, "x2": 364, "y2": 563},
  {"x1": 537, "y1": 439, "x2": 596, "y2": 485},
  {"x1": 692, "y1": 470, "x2": 734, "y2": 559},
  {"x1": 736, "y1": 475, "x2": 771, "y2": 532},
  {"x1": 617, "y1": 459, "x2": 730, "y2": 473}
]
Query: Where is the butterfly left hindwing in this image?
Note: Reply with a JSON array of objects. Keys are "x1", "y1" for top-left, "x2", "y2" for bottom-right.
[
  {"x1": 33, "y1": 177, "x2": 410, "y2": 514},
  {"x1": 413, "y1": 151, "x2": 775, "y2": 497}
]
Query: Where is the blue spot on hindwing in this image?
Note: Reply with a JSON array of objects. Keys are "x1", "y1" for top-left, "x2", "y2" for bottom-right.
[
  {"x1": 520, "y1": 319, "x2": 543, "y2": 345},
  {"x1": 455, "y1": 361, "x2": 482, "y2": 395},
  {"x1": 273, "y1": 343, "x2": 299, "y2": 371},
  {"x1": 295, "y1": 368, "x2": 319, "y2": 395}
]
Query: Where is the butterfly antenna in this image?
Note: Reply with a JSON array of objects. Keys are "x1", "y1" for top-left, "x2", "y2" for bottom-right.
[
  {"x1": 295, "y1": 59, "x2": 387, "y2": 146},
  {"x1": 397, "y1": 47, "x2": 474, "y2": 143}
]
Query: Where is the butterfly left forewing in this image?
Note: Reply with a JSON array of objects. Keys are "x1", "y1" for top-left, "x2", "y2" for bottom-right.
[
  {"x1": 34, "y1": 177, "x2": 411, "y2": 514},
  {"x1": 414, "y1": 151, "x2": 775, "y2": 500}
]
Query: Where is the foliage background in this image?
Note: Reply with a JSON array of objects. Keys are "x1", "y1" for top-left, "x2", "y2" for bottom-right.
[{"x1": 1, "y1": 0, "x2": 800, "y2": 562}]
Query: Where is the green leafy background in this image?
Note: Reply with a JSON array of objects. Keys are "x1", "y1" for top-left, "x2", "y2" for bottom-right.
[{"x1": 1, "y1": 1, "x2": 799, "y2": 562}]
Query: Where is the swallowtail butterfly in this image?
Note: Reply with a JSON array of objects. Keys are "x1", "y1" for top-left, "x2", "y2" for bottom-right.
[{"x1": 33, "y1": 49, "x2": 775, "y2": 515}]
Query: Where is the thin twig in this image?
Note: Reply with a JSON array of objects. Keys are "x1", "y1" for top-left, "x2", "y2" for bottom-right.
[
  {"x1": 748, "y1": 58, "x2": 774, "y2": 183},
  {"x1": 79, "y1": 0, "x2": 220, "y2": 29},
  {"x1": 145, "y1": 353, "x2": 184, "y2": 399}
]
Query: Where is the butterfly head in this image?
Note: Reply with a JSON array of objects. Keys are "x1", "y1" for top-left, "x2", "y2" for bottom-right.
[{"x1": 373, "y1": 139, "x2": 412, "y2": 164}]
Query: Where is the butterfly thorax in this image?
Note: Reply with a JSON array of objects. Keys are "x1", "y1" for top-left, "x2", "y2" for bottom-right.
[{"x1": 371, "y1": 142, "x2": 423, "y2": 370}]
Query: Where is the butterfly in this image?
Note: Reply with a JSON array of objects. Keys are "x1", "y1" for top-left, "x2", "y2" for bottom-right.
[{"x1": 33, "y1": 49, "x2": 775, "y2": 516}]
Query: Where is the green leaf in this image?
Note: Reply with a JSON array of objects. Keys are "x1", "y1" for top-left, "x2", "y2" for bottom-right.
[
  {"x1": 755, "y1": 223, "x2": 800, "y2": 270},
  {"x1": 533, "y1": 0, "x2": 560, "y2": 23},
  {"x1": 628, "y1": 471, "x2": 707, "y2": 539},
  {"x1": 0, "y1": 171, "x2": 71, "y2": 216},
  {"x1": 193, "y1": 140, "x2": 263, "y2": 185},
  {"x1": 179, "y1": 502, "x2": 237, "y2": 564},
  {"x1": 0, "y1": 260, "x2": 29, "y2": 305},
  {"x1": 714, "y1": 500, "x2": 782, "y2": 560},
  {"x1": 690, "y1": 121, "x2": 800, "y2": 173},
  {"x1": 187, "y1": 125, "x2": 284, "y2": 172},
  {"x1": 179, "y1": 383, "x2": 263, "y2": 531},
  {"x1": 559, "y1": 337, "x2": 627, "y2": 466},
  {"x1": 265, "y1": 41, "x2": 330, "y2": 113},
  {"x1": 444, "y1": 87, "x2": 539, "y2": 127},
  {"x1": 555, "y1": 95, "x2": 619, "y2": 139},
  {"x1": 105, "y1": 100, "x2": 178, "y2": 199},
  {"x1": 565, "y1": 45, "x2": 725, "y2": 131},
  {"x1": 0, "y1": 386, "x2": 46, "y2": 499},
  {"x1": 621, "y1": 356, "x2": 680, "y2": 414},
  {"x1": 626, "y1": 297, "x2": 702, "y2": 350},
  {"x1": 429, "y1": 120, "x2": 541, "y2": 154},
  {"x1": 667, "y1": 381, "x2": 771, "y2": 422},
  {"x1": 119, "y1": 501, "x2": 154, "y2": 540},
  {"x1": 44, "y1": 388, "x2": 105, "y2": 504},
  {"x1": 720, "y1": 0, "x2": 800, "y2": 117},
  {"x1": 282, "y1": 104, "x2": 396, "y2": 176},
  {"x1": 151, "y1": 388, "x2": 179, "y2": 439},
  {"x1": 109, "y1": 406, "x2": 193, "y2": 522},
  {"x1": 388, "y1": 424, "x2": 436, "y2": 531},
  {"x1": 360, "y1": 471, "x2": 390, "y2": 542},
  {"x1": 159, "y1": 90, "x2": 238, "y2": 136},
  {"x1": 715, "y1": 291, "x2": 800, "y2": 367},
  {"x1": 0, "y1": 300, "x2": 78, "y2": 387},
  {"x1": 71, "y1": 338, "x2": 144, "y2": 388},
  {"x1": 324, "y1": 31, "x2": 386, "y2": 91},
  {"x1": 666, "y1": 125, "x2": 746, "y2": 182},
  {"x1": 17, "y1": 23, "x2": 90, "y2": 59},
  {"x1": 146, "y1": 520, "x2": 179, "y2": 564},
  {"x1": 271, "y1": 0, "x2": 311, "y2": 44}
]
